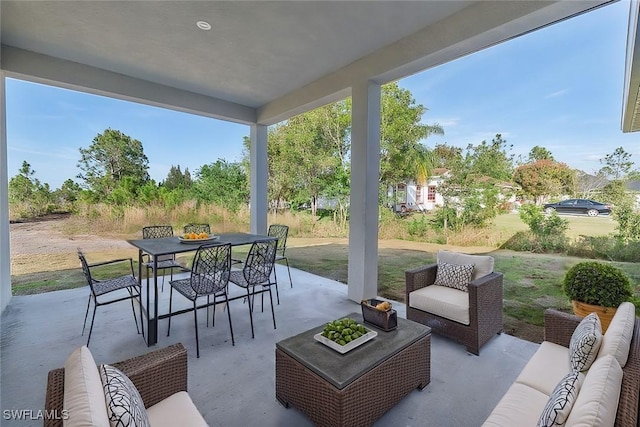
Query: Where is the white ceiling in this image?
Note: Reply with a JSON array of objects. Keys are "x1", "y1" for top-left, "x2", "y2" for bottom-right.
[{"x1": 0, "y1": 0, "x2": 620, "y2": 126}]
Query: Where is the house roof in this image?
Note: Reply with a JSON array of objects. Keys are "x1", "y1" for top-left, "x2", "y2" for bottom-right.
[{"x1": 0, "y1": 1, "x2": 615, "y2": 126}]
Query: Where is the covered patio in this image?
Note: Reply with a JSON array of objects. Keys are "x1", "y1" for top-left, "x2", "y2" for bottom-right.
[{"x1": 1, "y1": 265, "x2": 538, "y2": 426}]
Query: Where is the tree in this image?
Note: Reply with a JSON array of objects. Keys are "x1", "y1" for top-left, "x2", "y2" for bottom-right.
[
  {"x1": 513, "y1": 160, "x2": 575, "y2": 204},
  {"x1": 8, "y1": 161, "x2": 38, "y2": 203},
  {"x1": 600, "y1": 147, "x2": 635, "y2": 181},
  {"x1": 54, "y1": 179, "x2": 81, "y2": 204},
  {"x1": 527, "y1": 146, "x2": 554, "y2": 163},
  {"x1": 192, "y1": 159, "x2": 249, "y2": 211},
  {"x1": 432, "y1": 143, "x2": 462, "y2": 169},
  {"x1": 465, "y1": 134, "x2": 514, "y2": 182},
  {"x1": 162, "y1": 165, "x2": 192, "y2": 191},
  {"x1": 77, "y1": 128, "x2": 150, "y2": 200},
  {"x1": 379, "y1": 83, "x2": 443, "y2": 188}
]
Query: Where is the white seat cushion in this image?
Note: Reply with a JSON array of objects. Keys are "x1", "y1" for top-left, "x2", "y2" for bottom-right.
[
  {"x1": 565, "y1": 355, "x2": 623, "y2": 427},
  {"x1": 515, "y1": 341, "x2": 571, "y2": 396},
  {"x1": 146, "y1": 392, "x2": 208, "y2": 427},
  {"x1": 598, "y1": 302, "x2": 636, "y2": 368},
  {"x1": 437, "y1": 250, "x2": 494, "y2": 281},
  {"x1": 409, "y1": 285, "x2": 469, "y2": 325},
  {"x1": 482, "y1": 382, "x2": 550, "y2": 427},
  {"x1": 63, "y1": 346, "x2": 110, "y2": 427}
]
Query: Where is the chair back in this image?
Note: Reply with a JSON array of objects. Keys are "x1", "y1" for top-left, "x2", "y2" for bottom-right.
[
  {"x1": 268, "y1": 224, "x2": 288, "y2": 256},
  {"x1": 143, "y1": 225, "x2": 175, "y2": 262},
  {"x1": 77, "y1": 249, "x2": 96, "y2": 293},
  {"x1": 190, "y1": 243, "x2": 231, "y2": 295},
  {"x1": 183, "y1": 223, "x2": 211, "y2": 235},
  {"x1": 243, "y1": 239, "x2": 277, "y2": 285},
  {"x1": 142, "y1": 225, "x2": 174, "y2": 239}
]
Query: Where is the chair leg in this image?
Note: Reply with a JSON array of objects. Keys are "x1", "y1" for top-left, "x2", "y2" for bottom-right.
[
  {"x1": 167, "y1": 286, "x2": 174, "y2": 337},
  {"x1": 82, "y1": 296, "x2": 92, "y2": 336},
  {"x1": 194, "y1": 300, "x2": 200, "y2": 358},
  {"x1": 129, "y1": 292, "x2": 140, "y2": 334},
  {"x1": 273, "y1": 268, "x2": 280, "y2": 304},
  {"x1": 207, "y1": 295, "x2": 211, "y2": 327},
  {"x1": 284, "y1": 258, "x2": 293, "y2": 288},
  {"x1": 211, "y1": 296, "x2": 216, "y2": 328},
  {"x1": 225, "y1": 297, "x2": 235, "y2": 346},
  {"x1": 268, "y1": 287, "x2": 276, "y2": 330},
  {"x1": 86, "y1": 304, "x2": 98, "y2": 347},
  {"x1": 246, "y1": 288, "x2": 255, "y2": 339}
]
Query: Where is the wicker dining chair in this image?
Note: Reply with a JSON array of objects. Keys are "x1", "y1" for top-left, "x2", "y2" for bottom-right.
[
  {"x1": 183, "y1": 223, "x2": 211, "y2": 235},
  {"x1": 229, "y1": 239, "x2": 278, "y2": 339},
  {"x1": 268, "y1": 224, "x2": 293, "y2": 294},
  {"x1": 77, "y1": 248, "x2": 142, "y2": 347},
  {"x1": 142, "y1": 225, "x2": 186, "y2": 292},
  {"x1": 167, "y1": 243, "x2": 234, "y2": 358}
]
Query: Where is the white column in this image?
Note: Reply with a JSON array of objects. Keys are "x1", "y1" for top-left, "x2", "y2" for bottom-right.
[
  {"x1": 348, "y1": 80, "x2": 380, "y2": 302},
  {"x1": 0, "y1": 73, "x2": 11, "y2": 312},
  {"x1": 250, "y1": 124, "x2": 268, "y2": 235}
]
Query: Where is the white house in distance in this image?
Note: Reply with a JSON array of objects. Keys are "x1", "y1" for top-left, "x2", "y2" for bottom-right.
[{"x1": 389, "y1": 168, "x2": 449, "y2": 213}]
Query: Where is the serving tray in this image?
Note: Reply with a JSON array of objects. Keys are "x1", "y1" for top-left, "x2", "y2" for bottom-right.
[
  {"x1": 177, "y1": 236, "x2": 219, "y2": 244},
  {"x1": 313, "y1": 330, "x2": 377, "y2": 354}
]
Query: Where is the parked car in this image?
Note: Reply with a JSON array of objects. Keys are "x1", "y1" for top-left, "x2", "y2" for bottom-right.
[{"x1": 543, "y1": 199, "x2": 611, "y2": 216}]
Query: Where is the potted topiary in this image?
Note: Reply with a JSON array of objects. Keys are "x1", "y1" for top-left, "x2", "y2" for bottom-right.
[{"x1": 563, "y1": 261, "x2": 633, "y2": 332}]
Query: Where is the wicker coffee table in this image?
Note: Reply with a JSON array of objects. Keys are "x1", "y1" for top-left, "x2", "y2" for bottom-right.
[{"x1": 275, "y1": 313, "x2": 431, "y2": 427}]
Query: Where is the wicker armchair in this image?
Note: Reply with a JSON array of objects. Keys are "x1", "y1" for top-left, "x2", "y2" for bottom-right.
[
  {"x1": 405, "y1": 252, "x2": 503, "y2": 355},
  {"x1": 44, "y1": 343, "x2": 190, "y2": 427}
]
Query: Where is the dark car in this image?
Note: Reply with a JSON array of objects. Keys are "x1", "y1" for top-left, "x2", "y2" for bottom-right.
[{"x1": 543, "y1": 199, "x2": 611, "y2": 217}]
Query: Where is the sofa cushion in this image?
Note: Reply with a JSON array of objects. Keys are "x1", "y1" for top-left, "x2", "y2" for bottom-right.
[
  {"x1": 409, "y1": 285, "x2": 469, "y2": 325},
  {"x1": 433, "y1": 262, "x2": 474, "y2": 292},
  {"x1": 63, "y1": 346, "x2": 110, "y2": 427},
  {"x1": 569, "y1": 313, "x2": 603, "y2": 372},
  {"x1": 515, "y1": 341, "x2": 571, "y2": 396},
  {"x1": 437, "y1": 250, "x2": 494, "y2": 281},
  {"x1": 146, "y1": 391, "x2": 208, "y2": 427},
  {"x1": 482, "y1": 382, "x2": 550, "y2": 427},
  {"x1": 598, "y1": 301, "x2": 635, "y2": 368},
  {"x1": 99, "y1": 364, "x2": 150, "y2": 427},
  {"x1": 565, "y1": 355, "x2": 623, "y2": 427},
  {"x1": 537, "y1": 371, "x2": 585, "y2": 427}
]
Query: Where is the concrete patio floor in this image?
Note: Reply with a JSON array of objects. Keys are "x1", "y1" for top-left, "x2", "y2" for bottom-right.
[{"x1": 1, "y1": 265, "x2": 538, "y2": 426}]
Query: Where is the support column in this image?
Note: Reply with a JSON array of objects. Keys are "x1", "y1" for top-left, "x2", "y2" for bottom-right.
[
  {"x1": 249, "y1": 124, "x2": 268, "y2": 235},
  {"x1": 0, "y1": 73, "x2": 11, "y2": 312},
  {"x1": 348, "y1": 80, "x2": 380, "y2": 302}
]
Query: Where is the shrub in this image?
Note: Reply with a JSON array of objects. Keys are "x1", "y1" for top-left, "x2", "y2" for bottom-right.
[{"x1": 563, "y1": 261, "x2": 633, "y2": 307}]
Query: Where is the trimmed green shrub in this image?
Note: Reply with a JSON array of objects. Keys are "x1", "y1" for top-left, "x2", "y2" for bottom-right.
[{"x1": 563, "y1": 261, "x2": 633, "y2": 307}]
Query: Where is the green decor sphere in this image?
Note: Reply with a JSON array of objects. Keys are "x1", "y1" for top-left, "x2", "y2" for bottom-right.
[{"x1": 563, "y1": 261, "x2": 633, "y2": 308}]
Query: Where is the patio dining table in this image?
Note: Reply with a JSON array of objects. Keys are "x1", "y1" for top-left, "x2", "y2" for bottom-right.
[{"x1": 127, "y1": 232, "x2": 277, "y2": 346}]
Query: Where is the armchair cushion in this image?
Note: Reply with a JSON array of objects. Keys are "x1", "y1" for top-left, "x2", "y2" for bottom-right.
[
  {"x1": 433, "y1": 262, "x2": 474, "y2": 292},
  {"x1": 146, "y1": 392, "x2": 208, "y2": 427},
  {"x1": 437, "y1": 250, "x2": 494, "y2": 281},
  {"x1": 99, "y1": 364, "x2": 150, "y2": 427},
  {"x1": 63, "y1": 346, "x2": 110, "y2": 427},
  {"x1": 598, "y1": 301, "x2": 636, "y2": 367},
  {"x1": 569, "y1": 313, "x2": 603, "y2": 372},
  {"x1": 409, "y1": 285, "x2": 469, "y2": 325}
]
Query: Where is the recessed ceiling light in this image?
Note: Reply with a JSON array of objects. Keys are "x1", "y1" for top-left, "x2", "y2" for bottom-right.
[{"x1": 196, "y1": 21, "x2": 211, "y2": 31}]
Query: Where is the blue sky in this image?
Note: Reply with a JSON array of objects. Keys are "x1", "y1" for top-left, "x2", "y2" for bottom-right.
[{"x1": 6, "y1": 0, "x2": 638, "y2": 190}]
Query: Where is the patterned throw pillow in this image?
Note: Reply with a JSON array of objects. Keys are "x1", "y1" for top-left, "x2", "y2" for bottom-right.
[
  {"x1": 537, "y1": 371, "x2": 584, "y2": 427},
  {"x1": 569, "y1": 313, "x2": 603, "y2": 372},
  {"x1": 433, "y1": 262, "x2": 474, "y2": 292},
  {"x1": 99, "y1": 364, "x2": 150, "y2": 427}
]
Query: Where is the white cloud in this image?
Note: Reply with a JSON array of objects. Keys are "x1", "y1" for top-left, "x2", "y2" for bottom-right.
[{"x1": 544, "y1": 89, "x2": 569, "y2": 99}]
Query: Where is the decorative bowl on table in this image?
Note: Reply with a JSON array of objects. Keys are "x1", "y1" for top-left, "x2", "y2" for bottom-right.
[
  {"x1": 361, "y1": 299, "x2": 398, "y2": 331},
  {"x1": 178, "y1": 233, "x2": 219, "y2": 244},
  {"x1": 313, "y1": 317, "x2": 377, "y2": 354}
]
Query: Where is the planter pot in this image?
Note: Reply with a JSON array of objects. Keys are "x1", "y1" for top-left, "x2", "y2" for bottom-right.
[{"x1": 572, "y1": 300, "x2": 617, "y2": 333}]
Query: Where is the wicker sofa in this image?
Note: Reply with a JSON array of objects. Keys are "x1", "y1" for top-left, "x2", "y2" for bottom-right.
[
  {"x1": 405, "y1": 251, "x2": 503, "y2": 355},
  {"x1": 484, "y1": 305, "x2": 640, "y2": 426},
  {"x1": 44, "y1": 343, "x2": 207, "y2": 427}
]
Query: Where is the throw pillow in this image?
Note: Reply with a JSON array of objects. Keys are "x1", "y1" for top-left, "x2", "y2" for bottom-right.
[
  {"x1": 537, "y1": 371, "x2": 584, "y2": 427},
  {"x1": 569, "y1": 312, "x2": 603, "y2": 372},
  {"x1": 433, "y1": 262, "x2": 474, "y2": 292},
  {"x1": 99, "y1": 364, "x2": 150, "y2": 427}
]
